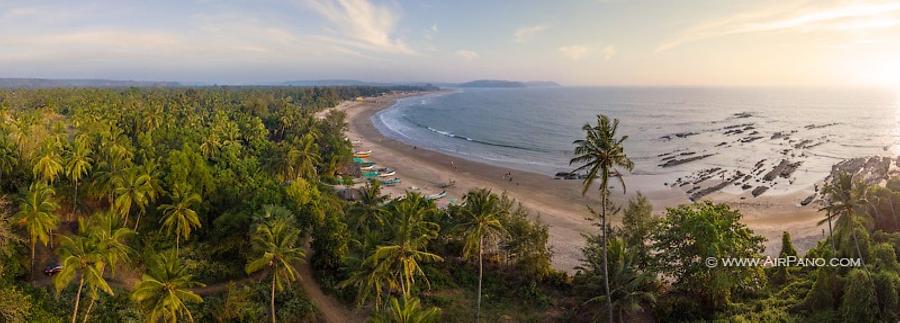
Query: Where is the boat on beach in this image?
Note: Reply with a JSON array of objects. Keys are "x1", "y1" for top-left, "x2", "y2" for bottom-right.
[
  {"x1": 426, "y1": 191, "x2": 447, "y2": 201},
  {"x1": 380, "y1": 177, "x2": 401, "y2": 186}
]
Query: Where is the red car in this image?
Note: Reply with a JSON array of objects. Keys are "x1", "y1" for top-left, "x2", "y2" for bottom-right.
[{"x1": 43, "y1": 264, "x2": 63, "y2": 276}]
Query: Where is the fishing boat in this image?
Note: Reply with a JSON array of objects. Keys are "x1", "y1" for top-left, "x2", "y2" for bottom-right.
[
  {"x1": 355, "y1": 150, "x2": 372, "y2": 155},
  {"x1": 360, "y1": 164, "x2": 377, "y2": 171},
  {"x1": 378, "y1": 171, "x2": 396, "y2": 177},
  {"x1": 362, "y1": 171, "x2": 379, "y2": 178},
  {"x1": 380, "y1": 178, "x2": 401, "y2": 186},
  {"x1": 426, "y1": 191, "x2": 447, "y2": 201}
]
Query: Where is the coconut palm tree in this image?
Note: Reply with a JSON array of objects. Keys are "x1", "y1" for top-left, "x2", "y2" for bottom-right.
[
  {"x1": 349, "y1": 181, "x2": 388, "y2": 235},
  {"x1": 54, "y1": 234, "x2": 112, "y2": 323},
  {"x1": 131, "y1": 251, "x2": 204, "y2": 323},
  {"x1": 33, "y1": 146, "x2": 63, "y2": 184},
  {"x1": 457, "y1": 188, "x2": 508, "y2": 323},
  {"x1": 373, "y1": 193, "x2": 443, "y2": 298},
  {"x1": 819, "y1": 171, "x2": 870, "y2": 261},
  {"x1": 158, "y1": 184, "x2": 201, "y2": 256},
  {"x1": 14, "y1": 183, "x2": 59, "y2": 271},
  {"x1": 65, "y1": 139, "x2": 93, "y2": 220},
  {"x1": 585, "y1": 238, "x2": 656, "y2": 323},
  {"x1": 111, "y1": 166, "x2": 151, "y2": 228},
  {"x1": 0, "y1": 137, "x2": 16, "y2": 189},
  {"x1": 371, "y1": 295, "x2": 442, "y2": 323},
  {"x1": 245, "y1": 213, "x2": 306, "y2": 323},
  {"x1": 570, "y1": 114, "x2": 634, "y2": 323},
  {"x1": 77, "y1": 211, "x2": 134, "y2": 322}
]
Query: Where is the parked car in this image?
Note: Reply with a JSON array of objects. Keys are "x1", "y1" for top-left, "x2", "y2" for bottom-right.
[{"x1": 43, "y1": 264, "x2": 63, "y2": 276}]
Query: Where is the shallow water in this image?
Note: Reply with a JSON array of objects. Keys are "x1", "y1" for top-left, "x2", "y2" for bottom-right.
[{"x1": 372, "y1": 87, "x2": 900, "y2": 198}]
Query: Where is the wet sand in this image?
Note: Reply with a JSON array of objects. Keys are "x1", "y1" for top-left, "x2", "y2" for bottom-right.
[{"x1": 334, "y1": 92, "x2": 826, "y2": 272}]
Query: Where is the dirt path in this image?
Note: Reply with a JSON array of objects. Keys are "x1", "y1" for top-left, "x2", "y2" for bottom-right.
[{"x1": 298, "y1": 242, "x2": 366, "y2": 323}]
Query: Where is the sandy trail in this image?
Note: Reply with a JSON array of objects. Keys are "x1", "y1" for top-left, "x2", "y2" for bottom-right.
[{"x1": 331, "y1": 93, "x2": 827, "y2": 272}]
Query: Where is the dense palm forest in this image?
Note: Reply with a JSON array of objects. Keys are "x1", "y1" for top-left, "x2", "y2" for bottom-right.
[{"x1": 0, "y1": 87, "x2": 899, "y2": 322}]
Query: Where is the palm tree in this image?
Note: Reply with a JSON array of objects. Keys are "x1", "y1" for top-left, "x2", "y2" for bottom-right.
[
  {"x1": 373, "y1": 193, "x2": 443, "y2": 298},
  {"x1": 158, "y1": 184, "x2": 202, "y2": 256},
  {"x1": 245, "y1": 212, "x2": 306, "y2": 323},
  {"x1": 349, "y1": 181, "x2": 388, "y2": 235},
  {"x1": 570, "y1": 114, "x2": 634, "y2": 323},
  {"x1": 131, "y1": 251, "x2": 204, "y2": 322},
  {"x1": 0, "y1": 196, "x2": 21, "y2": 255},
  {"x1": 65, "y1": 139, "x2": 93, "y2": 220},
  {"x1": 371, "y1": 295, "x2": 442, "y2": 323},
  {"x1": 0, "y1": 137, "x2": 16, "y2": 189},
  {"x1": 457, "y1": 188, "x2": 508, "y2": 323},
  {"x1": 584, "y1": 238, "x2": 656, "y2": 323},
  {"x1": 819, "y1": 171, "x2": 870, "y2": 262},
  {"x1": 111, "y1": 166, "x2": 151, "y2": 228},
  {"x1": 77, "y1": 211, "x2": 134, "y2": 322},
  {"x1": 14, "y1": 183, "x2": 60, "y2": 271},
  {"x1": 33, "y1": 146, "x2": 63, "y2": 184},
  {"x1": 54, "y1": 234, "x2": 112, "y2": 323}
]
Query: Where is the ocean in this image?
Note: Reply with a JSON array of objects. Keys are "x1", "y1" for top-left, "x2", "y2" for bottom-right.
[{"x1": 372, "y1": 86, "x2": 899, "y2": 199}]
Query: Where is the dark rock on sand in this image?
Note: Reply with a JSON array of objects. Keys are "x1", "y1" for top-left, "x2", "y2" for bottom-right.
[{"x1": 752, "y1": 186, "x2": 769, "y2": 197}]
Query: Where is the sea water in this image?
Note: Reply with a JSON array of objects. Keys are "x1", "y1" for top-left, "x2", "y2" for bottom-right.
[{"x1": 372, "y1": 86, "x2": 899, "y2": 198}]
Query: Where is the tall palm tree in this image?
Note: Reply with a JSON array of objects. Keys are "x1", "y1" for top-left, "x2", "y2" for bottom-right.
[
  {"x1": 54, "y1": 234, "x2": 112, "y2": 323},
  {"x1": 131, "y1": 251, "x2": 204, "y2": 322},
  {"x1": 349, "y1": 181, "x2": 388, "y2": 235},
  {"x1": 570, "y1": 114, "x2": 634, "y2": 323},
  {"x1": 77, "y1": 211, "x2": 134, "y2": 322},
  {"x1": 0, "y1": 137, "x2": 16, "y2": 189},
  {"x1": 457, "y1": 188, "x2": 508, "y2": 323},
  {"x1": 33, "y1": 146, "x2": 63, "y2": 184},
  {"x1": 245, "y1": 213, "x2": 306, "y2": 323},
  {"x1": 111, "y1": 166, "x2": 151, "y2": 228},
  {"x1": 14, "y1": 183, "x2": 60, "y2": 271},
  {"x1": 373, "y1": 193, "x2": 443, "y2": 298},
  {"x1": 158, "y1": 184, "x2": 202, "y2": 256},
  {"x1": 65, "y1": 139, "x2": 93, "y2": 221},
  {"x1": 819, "y1": 171, "x2": 870, "y2": 262}
]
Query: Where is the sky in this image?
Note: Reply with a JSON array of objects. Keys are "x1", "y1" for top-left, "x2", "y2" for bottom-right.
[{"x1": 1, "y1": 0, "x2": 900, "y2": 87}]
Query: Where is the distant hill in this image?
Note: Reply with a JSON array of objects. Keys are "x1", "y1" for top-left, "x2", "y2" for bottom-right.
[
  {"x1": 281, "y1": 79, "x2": 437, "y2": 88},
  {"x1": 0, "y1": 78, "x2": 180, "y2": 88},
  {"x1": 457, "y1": 79, "x2": 560, "y2": 88},
  {"x1": 523, "y1": 81, "x2": 561, "y2": 87}
]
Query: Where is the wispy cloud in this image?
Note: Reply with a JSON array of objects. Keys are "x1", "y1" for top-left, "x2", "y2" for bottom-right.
[
  {"x1": 658, "y1": 0, "x2": 900, "y2": 52},
  {"x1": 305, "y1": 0, "x2": 415, "y2": 55},
  {"x1": 455, "y1": 49, "x2": 479, "y2": 61},
  {"x1": 559, "y1": 45, "x2": 589, "y2": 60},
  {"x1": 514, "y1": 24, "x2": 549, "y2": 43},
  {"x1": 599, "y1": 45, "x2": 616, "y2": 60}
]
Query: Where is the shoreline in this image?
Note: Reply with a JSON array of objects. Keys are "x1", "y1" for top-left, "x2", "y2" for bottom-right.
[{"x1": 337, "y1": 92, "x2": 826, "y2": 272}]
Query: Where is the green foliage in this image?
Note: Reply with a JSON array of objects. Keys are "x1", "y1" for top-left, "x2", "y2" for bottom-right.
[
  {"x1": 131, "y1": 251, "x2": 204, "y2": 322},
  {"x1": 651, "y1": 202, "x2": 767, "y2": 313},
  {"x1": 873, "y1": 270, "x2": 899, "y2": 321},
  {"x1": 840, "y1": 269, "x2": 878, "y2": 323},
  {"x1": 620, "y1": 193, "x2": 654, "y2": 267},
  {"x1": 0, "y1": 285, "x2": 32, "y2": 322},
  {"x1": 371, "y1": 296, "x2": 441, "y2": 323}
]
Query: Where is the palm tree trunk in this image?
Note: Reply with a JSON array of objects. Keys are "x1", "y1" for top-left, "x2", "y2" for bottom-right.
[
  {"x1": 71, "y1": 276, "x2": 84, "y2": 323},
  {"x1": 134, "y1": 211, "x2": 142, "y2": 230},
  {"x1": 601, "y1": 190, "x2": 613, "y2": 323},
  {"x1": 271, "y1": 272, "x2": 277, "y2": 323},
  {"x1": 826, "y1": 213, "x2": 836, "y2": 254},
  {"x1": 176, "y1": 235, "x2": 180, "y2": 258},
  {"x1": 476, "y1": 234, "x2": 483, "y2": 323},
  {"x1": 30, "y1": 238, "x2": 35, "y2": 280},
  {"x1": 851, "y1": 227, "x2": 865, "y2": 265},
  {"x1": 81, "y1": 295, "x2": 95, "y2": 323},
  {"x1": 72, "y1": 180, "x2": 78, "y2": 223}
]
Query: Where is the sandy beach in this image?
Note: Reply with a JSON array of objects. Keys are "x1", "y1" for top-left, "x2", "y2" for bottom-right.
[{"x1": 335, "y1": 92, "x2": 827, "y2": 272}]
